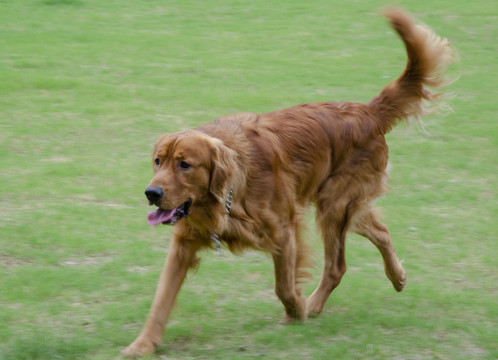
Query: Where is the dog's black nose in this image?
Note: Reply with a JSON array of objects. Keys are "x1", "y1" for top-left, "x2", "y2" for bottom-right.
[{"x1": 145, "y1": 186, "x2": 164, "y2": 204}]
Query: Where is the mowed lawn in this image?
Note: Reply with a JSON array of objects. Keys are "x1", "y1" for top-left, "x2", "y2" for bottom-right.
[{"x1": 1, "y1": 0, "x2": 496, "y2": 359}]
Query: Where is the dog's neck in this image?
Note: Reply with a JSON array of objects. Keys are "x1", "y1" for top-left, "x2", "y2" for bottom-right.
[{"x1": 211, "y1": 187, "x2": 233, "y2": 251}]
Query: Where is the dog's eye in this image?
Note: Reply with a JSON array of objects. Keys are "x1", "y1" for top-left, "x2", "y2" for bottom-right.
[
  {"x1": 154, "y1": 158, "x2": 160, "y2": 167},
  {"x1": 178, "y1": 160, "x2": 192, "y2": 170}
]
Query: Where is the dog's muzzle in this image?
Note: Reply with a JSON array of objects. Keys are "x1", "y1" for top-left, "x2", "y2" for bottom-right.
[{"x1": 145, "y1": 186, "x2": 164, "y2": 205}]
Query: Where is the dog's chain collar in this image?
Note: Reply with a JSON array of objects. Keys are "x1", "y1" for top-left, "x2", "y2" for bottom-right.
[
  {"x1": 211, "y1": 188, "x2": 233, "y2": 252},
  {"x1": 211, "y1": 233, "x2": 222, "y2": 251},
  {"x1": 224, "y1": 188, "x2": 233, "y2": 214}
]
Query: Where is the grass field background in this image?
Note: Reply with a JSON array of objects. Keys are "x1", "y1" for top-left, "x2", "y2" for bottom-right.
[{"x1": 1, "y1": 0, "x2": 496, "y2": 359}]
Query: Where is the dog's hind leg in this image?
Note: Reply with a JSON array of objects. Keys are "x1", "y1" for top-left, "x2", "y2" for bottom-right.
[
  {"x1": 307, "y1": 180, "x2": 350, "y2": 317},
  {"x1": 350, "y1": 207, "x2": 406, "y2": 292},
  {"x1": 306, "y1": 220, "x2": 347, "y2": 317}
]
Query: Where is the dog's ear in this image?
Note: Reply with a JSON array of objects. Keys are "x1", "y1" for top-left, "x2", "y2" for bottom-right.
[{"x1": 209, "y1": 139, "x2": 237, "y2": 203}]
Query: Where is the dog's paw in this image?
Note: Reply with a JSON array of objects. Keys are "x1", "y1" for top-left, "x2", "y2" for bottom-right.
[
  {"x1": 393, "y1": 271, "x2": 407, "y2": 292},
  {"x1": 280, "y1": 299, "x2": 308, "y2": 324},
  {"x1": 386, "y1": 264, "x2": 406, "y2": 292},
  {"x1": 121, "y1": 337, "x2": 158, "y2": 358},
  {"x1": 306, "y1": 295, "x2": 325, "y2": 318},
  {"x1": 279, "y1": 313, "x2": 303, "y2": 324}
]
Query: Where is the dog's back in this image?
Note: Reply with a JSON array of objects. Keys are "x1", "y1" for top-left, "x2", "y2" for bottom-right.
[{"x1": 230, "y1": 7, "x2": 455, "y2": 205}]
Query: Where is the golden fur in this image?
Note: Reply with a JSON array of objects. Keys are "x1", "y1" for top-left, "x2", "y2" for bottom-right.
[{"x1": 123, "y1": 9, "x2": 455, "y2": 357}]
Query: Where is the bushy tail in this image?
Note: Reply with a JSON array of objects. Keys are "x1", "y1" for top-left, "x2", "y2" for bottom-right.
[{"x1": 368, "y1": 8, "x2": 456, "y2": 133}]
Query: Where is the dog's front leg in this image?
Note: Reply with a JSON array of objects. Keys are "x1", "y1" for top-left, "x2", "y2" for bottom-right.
[
  {"x1": 122, "y1": 236, "x2": 199, "y2": 357},
  {"x1": 272, "y1": 227, "x2": 307, "y2": 323}
]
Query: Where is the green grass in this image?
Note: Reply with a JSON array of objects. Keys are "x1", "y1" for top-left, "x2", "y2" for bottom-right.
[{"x1": 1, "y1": 0, "x2": 496, "y2": 359}]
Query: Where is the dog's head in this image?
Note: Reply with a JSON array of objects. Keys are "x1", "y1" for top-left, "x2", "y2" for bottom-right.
[{"x1": 145, "y1": 130, "x2": 236, "y2": 226}]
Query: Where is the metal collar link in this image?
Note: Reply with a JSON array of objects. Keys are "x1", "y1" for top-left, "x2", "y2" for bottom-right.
[
  {"x1": 211, "y1": 233, "x2": 222, "y2": 251},
  {"x1": 212, "y1": 187, "x2": 233, "y2": 252},
  {"x1": 225, "y1": 188, "x2": 233, "y2": 214}
]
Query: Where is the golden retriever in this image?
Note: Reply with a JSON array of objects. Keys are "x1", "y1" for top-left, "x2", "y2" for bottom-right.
[{"x1": 122, "y1": 9, "x2": 455, "y2": 357}]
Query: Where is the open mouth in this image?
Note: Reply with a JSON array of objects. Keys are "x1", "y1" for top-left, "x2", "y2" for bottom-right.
[{"x1": 147, "y1": 200, "x2": 192, "y2": 226}]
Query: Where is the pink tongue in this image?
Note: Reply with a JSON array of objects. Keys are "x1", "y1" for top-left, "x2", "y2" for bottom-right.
[{"x1": 147, "y1": 208, "x2": 176, "y2": 226}]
